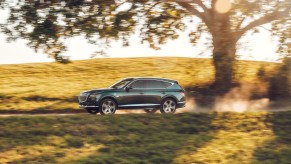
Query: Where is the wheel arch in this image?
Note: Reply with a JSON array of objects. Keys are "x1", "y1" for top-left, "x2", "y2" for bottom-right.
[
  {"x1": 161, "y1": 96, "x2": 178, "y2": 104},
  {"x1": 99, "y1": 96, "x2": 118, "y2": 107}
]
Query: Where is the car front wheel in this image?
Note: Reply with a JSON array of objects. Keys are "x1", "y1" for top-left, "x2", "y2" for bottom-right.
[
  {"x1": 160, "y1": 98, "x2": 176, "y2": 114},
  {"x1": 100, "y1": 99, "x2": 117, "y2": 115}
]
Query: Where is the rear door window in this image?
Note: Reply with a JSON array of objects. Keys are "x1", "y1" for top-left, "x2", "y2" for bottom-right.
[
  {"x1": 131, "y1": 80, "x2": 146, "y2": 89},
  {"x1": 146, "y1": 80, "x2": 165, "y2": 89}
]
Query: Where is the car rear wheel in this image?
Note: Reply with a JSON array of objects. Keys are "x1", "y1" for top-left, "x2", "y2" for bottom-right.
[
  {"x1": 160, "y1": 98, "x2": 176, "y2": 114},
  {"x1": 85, "y1": 108, "x2": 99, "y2": 115},
  {"x1": 100, "y1": 99, "x2": 117, "y2": 115},
  {"x1": 144, "y1": 108, "x2": 158, "y2": 113}
]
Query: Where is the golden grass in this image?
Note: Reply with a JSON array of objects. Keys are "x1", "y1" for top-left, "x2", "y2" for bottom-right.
[
  {"x1": 0, "y1": 140, "x2": 103, "y2": 163},
  {"x1": 0, "y1": 112, "x2": 290, "y2": 163},
  {"x1": 0, "y1": 57, "x2": 278, "y2": 112}
]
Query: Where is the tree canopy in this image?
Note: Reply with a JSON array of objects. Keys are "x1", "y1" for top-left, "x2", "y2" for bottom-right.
[
  {"x1": 1, "y1": 0, "x2": 289, "y2": 57},
  {"x1": 0, "y1": 0, "x2": 290, "y2": 91}
]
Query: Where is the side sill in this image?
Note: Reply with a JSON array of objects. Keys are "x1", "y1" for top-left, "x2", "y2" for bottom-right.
[
  {"x1": 118, "y1": 104, "x2": 160, "y2": 107},
  {"x1": 80, "y1": 105, "x2": 99, "y2": 108}
]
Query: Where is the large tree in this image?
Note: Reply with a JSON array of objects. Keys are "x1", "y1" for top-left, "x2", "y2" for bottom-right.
[{"x1": 1, "y1": 0, "x2": 290, "y2": 92}]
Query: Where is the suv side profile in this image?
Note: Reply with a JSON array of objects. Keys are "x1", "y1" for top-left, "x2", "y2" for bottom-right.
[{"x1": 78, "y1": 77, "x2": 186, "y2": 115}]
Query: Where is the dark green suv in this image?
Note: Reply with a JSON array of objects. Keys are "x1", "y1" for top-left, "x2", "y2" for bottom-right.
[{"x1": 78, "y1": 77, "x2": 186, "y2": 115}]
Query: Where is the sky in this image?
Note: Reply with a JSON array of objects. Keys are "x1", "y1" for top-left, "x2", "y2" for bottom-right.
[{"x1": 0, "y1": 4, "x2": 281, "y2": 65}]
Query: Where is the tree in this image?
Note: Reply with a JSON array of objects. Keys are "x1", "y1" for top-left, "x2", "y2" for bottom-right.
[{"x1": 1, "y1": 0, "x2": 290, "y2": 93}]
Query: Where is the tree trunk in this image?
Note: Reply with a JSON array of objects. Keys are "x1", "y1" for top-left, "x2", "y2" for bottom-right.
[
  {"x1": 212, "y1": 36, "x2": 236, "y2": 93},
  {"x1": 210, "y1": 12, "x2": 237, "y2": 94}
]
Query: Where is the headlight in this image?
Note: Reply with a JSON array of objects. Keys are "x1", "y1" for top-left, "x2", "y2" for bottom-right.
[
  {"x1": 89, "y1": 93, "x2": 101, "y2": 101},
  {"x1": 80, "y1": 92, "x2": 89, "y2": 97},
  {"x1": 79, "y1": 92, "x2": 89, "y2": 102}
]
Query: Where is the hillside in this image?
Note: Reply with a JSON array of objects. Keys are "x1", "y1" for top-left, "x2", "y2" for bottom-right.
[
  {"x1": 0, "y1": 112, "x2": 290, "y2": 163},
  {"x1": 0, "y1": 57, "x2": 277, "y2": 113}
]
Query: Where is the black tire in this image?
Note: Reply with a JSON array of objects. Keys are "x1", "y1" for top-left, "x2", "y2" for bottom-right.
[
  {"x1": 144, "y1": 108, "x2": 158, "y2": 113},
  {"x1": 160, "y1": 98, "x2": 176, "y2": 114},
  {"x1": 100, "y1": 99, "x2": 117, "y2": 115},
  {"x1": 85, "y1": 108, "x2": 99, "y2": 115}
]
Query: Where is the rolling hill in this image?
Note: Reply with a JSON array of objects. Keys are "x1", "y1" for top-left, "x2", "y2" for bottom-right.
[{"x1": 0, "y1": 57, "x2": 277, "y2": 113}]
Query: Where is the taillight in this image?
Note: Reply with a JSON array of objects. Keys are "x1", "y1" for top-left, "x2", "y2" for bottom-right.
[{"x1": 180, "y1": 92, "x2": 185, "y2": 97}]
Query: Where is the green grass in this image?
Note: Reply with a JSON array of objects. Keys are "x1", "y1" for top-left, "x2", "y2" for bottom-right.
[
  {"x1": 0, "y1": 57, "x2": 278, "y2": 113},
  {"x1": 0, "y1": 112, "x2": 290, "y2": 163}
]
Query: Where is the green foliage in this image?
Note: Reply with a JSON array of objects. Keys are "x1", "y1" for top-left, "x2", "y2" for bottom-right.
[
  {"x1": 0, "y1": 112, "x2": 291, "y2": 163},
  {"x1": 268, "y1": 57, "x2": 291, "y2": 101}
]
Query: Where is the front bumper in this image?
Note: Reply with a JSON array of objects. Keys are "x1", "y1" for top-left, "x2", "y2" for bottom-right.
[
  {"x1": 79, "y1": 101, "x2": 99, "y2": 109},
  {"x1": 79, "y1": 92, "x2": 102, "y2": 109},
  {"x1": 177, "y1": 101, "x2": 186, "y2": 108}
]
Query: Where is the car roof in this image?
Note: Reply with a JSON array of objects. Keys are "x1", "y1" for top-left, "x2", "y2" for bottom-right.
[{"x1": 122, "y1": 77, "x2": 178, "y2": 83}]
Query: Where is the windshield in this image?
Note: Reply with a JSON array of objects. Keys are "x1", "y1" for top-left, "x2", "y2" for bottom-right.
[{"x1": 109, "y1": 79, "x2": 132, "y2": 89}]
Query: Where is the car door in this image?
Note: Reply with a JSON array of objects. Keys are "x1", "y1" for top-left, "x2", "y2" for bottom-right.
[
  {"x1": 117, "y1": 80, "x2": 147, "y2": 107},
  {"x1": 142, "y1": 80, "x2": 166, "y2": 105}
]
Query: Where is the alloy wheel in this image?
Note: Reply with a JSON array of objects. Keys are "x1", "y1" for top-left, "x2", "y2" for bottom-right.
[
  {"x1": 161, "y1": 99, "x2": 176, "y2": 114},
  {"x1": 100, "y1": 99, "x2": 116, "y2": 115}
]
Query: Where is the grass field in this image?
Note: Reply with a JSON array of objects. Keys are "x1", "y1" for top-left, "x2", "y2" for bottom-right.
[
  {"x1": 0, "y1": 57, "x2": 278, "y2": 113},
  {"x1": 0, "y1": 111, "x2": 290, "y2": 163}
]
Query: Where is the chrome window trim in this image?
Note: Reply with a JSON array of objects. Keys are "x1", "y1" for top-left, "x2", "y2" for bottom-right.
[
  {"x1": 109, "y1": 78, "x2": 133, "y2": 89},
  {"x1": 125, "y1": 79, "x2": 174, "y2": 90}
]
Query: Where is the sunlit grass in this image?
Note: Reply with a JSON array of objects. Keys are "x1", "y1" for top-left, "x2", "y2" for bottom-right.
[
  {"x1": 174, "y1": 131, "x2": 274, "y2": 164},
  {"x1": 0, "y1": 112, "x2": 290, "y2": 163},
  {"x1": 0, "y1": 57, "x2": 277, "y2": 112},
  {"x1": 0, "y1": 142, "x2": 103, "y2": 163}
]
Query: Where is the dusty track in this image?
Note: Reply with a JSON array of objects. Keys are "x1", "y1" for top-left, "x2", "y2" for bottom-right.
[{"x1": 0, "y1": 106, "x2": 290, "y2": 117}]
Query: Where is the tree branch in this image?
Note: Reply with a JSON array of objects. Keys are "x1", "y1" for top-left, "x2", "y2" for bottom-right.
[
  {"x1": 191, "y1": 0, "x2": 209, "y2": 12},
  {"x1": 175, "y1": 1, "x2": 210, "y2": 26},
  {"x1": 236, "y1": 10, "x2": 285, "y2": 38},
  {"x1": 190, "y1": 0, "x2": 211, "y2": 21},
  {"x1": 163, "y1": 0, "x2": 210, "y2": 18},
  {"x1": 235, "y1": 16, "x2": 246, "y2": 31}
]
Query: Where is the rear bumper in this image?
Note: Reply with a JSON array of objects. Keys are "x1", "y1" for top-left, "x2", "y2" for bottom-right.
[{"x1": 177, "y1": 101, "x2": 186, "y2": 108}]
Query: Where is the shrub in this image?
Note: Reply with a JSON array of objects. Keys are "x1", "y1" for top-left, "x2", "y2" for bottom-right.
[{"x1": 268, "y1": 57, "x2": 291, "y2": 100}]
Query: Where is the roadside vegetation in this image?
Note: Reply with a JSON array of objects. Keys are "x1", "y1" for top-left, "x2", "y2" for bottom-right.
[
  {"x1": 0, "y1": 57, "x2": 278, "y2": 113},
  {"x1": 0, "y1": 111, "x2": 290, "y2": 163}
]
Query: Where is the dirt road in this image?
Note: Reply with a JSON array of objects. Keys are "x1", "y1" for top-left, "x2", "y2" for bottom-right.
[{"x1": 0, "y1": 105, "x2": 290, "y2": 117}]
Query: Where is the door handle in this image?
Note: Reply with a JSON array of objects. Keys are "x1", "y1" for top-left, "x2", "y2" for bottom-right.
[{"x1": 140, "y1": 92, "x2": 144, "y2": 94}]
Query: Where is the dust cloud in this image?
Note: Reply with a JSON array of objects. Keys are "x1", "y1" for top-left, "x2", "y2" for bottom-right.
[
  {"x1": 214, "y1": 84, "x2": 269, "y2": 112},
  {"x1": 184, "y1": 83, "x2": 277, "y2": 113}
]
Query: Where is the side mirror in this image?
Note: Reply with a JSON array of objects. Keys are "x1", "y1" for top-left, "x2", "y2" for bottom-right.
[{"x1": 126, "y1": 86, "x2": 132, "y2": 92}]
